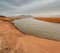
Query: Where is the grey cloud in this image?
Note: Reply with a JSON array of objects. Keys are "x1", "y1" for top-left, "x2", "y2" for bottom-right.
[
  {"x1": 0, "y1": 0, "x2": 60, "y2": 16},
  {"x1": 26, "y1": 0, "x2": 60, "y2": 13},
  {"x1": 16, "y1": 0, "x2": 57, "y2": 13},
  {"x1": 4, "y1": 0, "x2": 33, "y2": 6}
]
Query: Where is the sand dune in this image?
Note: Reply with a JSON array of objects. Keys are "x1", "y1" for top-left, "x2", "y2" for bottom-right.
[{"x1": 0, "y1": 15, "x2": 21, "y2": 22}]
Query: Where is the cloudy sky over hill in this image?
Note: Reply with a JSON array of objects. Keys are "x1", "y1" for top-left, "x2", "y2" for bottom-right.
[{"x1": 0, "y1": 0, "x2": 60, "y2": 16}]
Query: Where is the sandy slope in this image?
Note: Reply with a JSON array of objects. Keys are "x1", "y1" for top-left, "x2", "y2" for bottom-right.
[
  {"x1": 0, "y1": 19, "x2": 60, "y2": 53},
  {"x1": 0, "y1": 20, "x2": 24, "y2": 53}
]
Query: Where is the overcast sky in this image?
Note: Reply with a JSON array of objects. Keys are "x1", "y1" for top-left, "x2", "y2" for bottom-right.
[{"x1": 0, "y1": 0, "x2": 60, "y2": 16}]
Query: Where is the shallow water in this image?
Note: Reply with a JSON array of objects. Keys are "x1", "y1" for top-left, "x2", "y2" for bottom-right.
[{"x1": 13, "y1": 18, "x2": 60, "y2": 41}]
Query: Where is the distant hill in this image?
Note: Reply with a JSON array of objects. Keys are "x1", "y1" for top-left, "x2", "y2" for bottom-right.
[
  {"x1": 11, "y1": 15, "x2": 34, "y2": 18},
  {"x1": 0, "y1": 15, "x2": 6, "y2": 18}
]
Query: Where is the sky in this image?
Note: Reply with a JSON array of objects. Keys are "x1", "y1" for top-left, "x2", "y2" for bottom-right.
[{"x1": 0, "y1": 0, "x2": 60, "y2": 16}]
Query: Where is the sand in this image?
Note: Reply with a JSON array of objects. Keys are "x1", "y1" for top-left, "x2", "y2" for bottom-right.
[
  {"x1": 0, "y1": 19, "x2": 60, "y2": 53},
  {"x1": 35, "y1": 17, "x2": 60, "y2": 23}
]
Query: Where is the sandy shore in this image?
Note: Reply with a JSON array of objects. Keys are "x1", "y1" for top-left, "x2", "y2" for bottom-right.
[{"x1": 0, "y1": 20, "x2": 60, "y2": 53}]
